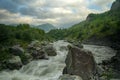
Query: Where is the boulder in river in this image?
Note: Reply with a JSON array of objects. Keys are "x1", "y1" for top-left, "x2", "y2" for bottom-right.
[
  {"x1": 67, "y1": 40, "x2": 83, "y2": 48},
  {"x1": 31, "y1": 49, "x2": 48, "y2": 60},
  {"x1": 27, "y1": 41, "x2": 49, "y2": 60},
  {"x1": 72, "y1": 41, "x2": 83, "y2": 48},
  {"x1": 9, "y1": 45, "x2": 24, "y2": 56},
  {"x1": 22, "y1": 53, "x2": 33, "y2": 64},
  {"x1": 63, "y1": 45, "x2": 98, "y2": 80},
  {"x1": 44, "y1": 44, "x2": 57, "y2": 56},
  {"x1": 111, "y1": 50, "x2": 120, "y2": 71},
  {"x1": 6, "y1": 56, "x2": 22, "y2": 70}
]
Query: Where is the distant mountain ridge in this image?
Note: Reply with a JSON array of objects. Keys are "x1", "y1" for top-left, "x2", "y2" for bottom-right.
[{"x1": 36, "y1": 23, "x2": 56, "y2": 32}]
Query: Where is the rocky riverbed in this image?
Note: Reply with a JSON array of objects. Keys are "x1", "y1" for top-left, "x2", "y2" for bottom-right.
[{"x1": 0, "y1": 40, "x2": 118, "y2": 80}]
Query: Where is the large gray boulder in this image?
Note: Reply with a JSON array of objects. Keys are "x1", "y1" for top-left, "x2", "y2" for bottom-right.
[
  {"x1": 22, "y1": 53, "x2": 33, "y2": 64},
  {"x1": 63, "y1": 45, "x2": 99, "y2": 80},
  {"x1": 72, "y1": 41, "x2": 83, "y2": 48},
  {"x1": 31, "y1": 49, "x2": 48, "y2": 60},
  {"x1": 6, "y1": 56, "x2": 22, "y2": 70},
  {"x1": 58, "y1": 74, "x2": 83, "y2": 80},
  {"x1": 44, "y1": 44, "x2": 57, "y2": 56},
  {"x1": 9, "y1": 45, "x2": 24, "y2": 56},
  {"x1": 27, "y1": 41, "x2": 49, "y2": 60}
]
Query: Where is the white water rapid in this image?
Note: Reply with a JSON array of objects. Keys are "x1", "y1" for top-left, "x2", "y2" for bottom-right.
[
  {"x1": 0, "y1": 41, "x2": 116, "y2": 80},
  {"x1": 0, "y1": 40, "x2": 69, "y2": 80},
  {"x1": 83, "y1": 44, "x2": 116, "y2": 64}
]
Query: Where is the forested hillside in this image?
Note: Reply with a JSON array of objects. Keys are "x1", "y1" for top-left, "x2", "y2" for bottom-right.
[{"x1": 48, "y1": 0, "x2": 120, "y2": 42}]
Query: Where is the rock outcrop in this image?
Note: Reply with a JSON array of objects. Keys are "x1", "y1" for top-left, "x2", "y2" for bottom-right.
[
  {"x1": 86, "y1": 13, "x2": 96, "y2": 21},
  {"x1": 63, "y1": 45, "x2": 98, "y2": 80},
  {"x1": 9, "y1": 45, "x2": 24, "y2": 56},
  {"x1": 31, "y1": 49, "x2": 48, "y2": 59},
  {"x1": 111, "y1": 0, "x2": 120, "y2": 11},
  {"x1": 27, "y1": 40, "x2": 49, "y2": 60},
  {"x1": 44, "y1": 44, "x2": 57, "y2": 56},
  {"x1": 111, "y1": 50, "x2": 120, "y2": 71},
  {"x1": 6, "y1": 56, "x2": 23, "y2": 70}
]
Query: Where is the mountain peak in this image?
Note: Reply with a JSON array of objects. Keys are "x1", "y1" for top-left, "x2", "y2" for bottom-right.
[
  {"x1": 36, "y1": 23, "x2": 56, "y2": 32},
  {"x1": 86, "y1": 13, "x2": 96, "y2": 21}
]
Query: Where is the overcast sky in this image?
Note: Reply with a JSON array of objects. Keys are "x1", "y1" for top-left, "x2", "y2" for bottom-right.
[{"x1": 0, "y1": 0, "x2": 115, "y2": 28}]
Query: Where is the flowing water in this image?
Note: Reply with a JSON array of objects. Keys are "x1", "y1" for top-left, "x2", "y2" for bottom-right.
[
  {"x1": 0, "y1": 41, "x2": 116, "y2": 80},
  {"x1": 0, "y1": 40, "x2": 69, "y2": 80},
  {"x1": 83, "y1": 44, "x2": 116, "y2": 64}
]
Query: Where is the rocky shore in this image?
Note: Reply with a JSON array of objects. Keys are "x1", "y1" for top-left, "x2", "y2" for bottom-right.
[
  {"x1": 0, "y1": 40, "x2": 119, "y2": 80},
  {"x1": 0, "y1": 40, "x2": 57, "y2": 70},
  {"x1": 83, "y1": 36, "x2": 120, "y2": 79}
]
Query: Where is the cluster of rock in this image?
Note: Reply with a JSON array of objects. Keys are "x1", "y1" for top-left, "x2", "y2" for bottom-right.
[
  {"x1": 59, "y1": 41, "x2": 117, "y2": 80},
  {"x1": 0, "y1": 40, "x2": 57, "y2": 70}
]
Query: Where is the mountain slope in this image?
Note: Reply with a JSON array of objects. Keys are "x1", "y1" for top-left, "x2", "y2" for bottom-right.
[
  {"x1": 48, "y1": 0, "x2": 120, "y2": 42},
  {"x1": 67, "y1": 0, "x2": 120, "y2": 41},
  {"x1": 36, "y1": 23, "x2": 56, "y2": 32}
]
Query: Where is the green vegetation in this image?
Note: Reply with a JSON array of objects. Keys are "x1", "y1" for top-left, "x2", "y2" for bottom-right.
[
  {"x1": 0, "y1": 24, "x2": 52, "y2": 46},
  {"x1": 47, "y1": 29, "x2": 67, "y2": 40},
  {"x1": 67, "y1": 10, "x2": 120, "y2": 40},
  {"x1": 0, "y1": 24, "x2": 51, "y2": 62},
  {"x1": 48, "y1": 5, "x2": 120, "y2": 42}
]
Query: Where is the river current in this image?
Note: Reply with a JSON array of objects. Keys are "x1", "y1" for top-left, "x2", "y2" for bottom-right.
[{"x1": 0, "y1": 40, "x2": 116, "y2": 80}]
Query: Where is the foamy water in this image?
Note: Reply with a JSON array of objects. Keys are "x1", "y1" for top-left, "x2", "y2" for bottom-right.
[{"x1": 0, "y1": 40, "x2": 69, "y2": 80}]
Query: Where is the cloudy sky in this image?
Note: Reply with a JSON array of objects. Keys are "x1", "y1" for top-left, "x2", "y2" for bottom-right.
[{"x1": 0, "y1": 0, "x2": 115, "y2": 28}]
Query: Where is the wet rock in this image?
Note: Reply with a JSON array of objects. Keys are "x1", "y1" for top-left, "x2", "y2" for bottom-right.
[
  {"x1": 31, "y1": 50, "x2": 48, "y2": 60},
  {"x1": 72, "y1": 42, "x2": 83, "y2": 48},
  {"x1": 67, "y1": 40, "x2": 83, "y2": 48},
  {"x1": 6, "y1": 56, "x2": 22, "y2": 70},
  {"x1": 22, "y1": 53, "x2": 33, "y2": 64},
  {"x1": 44, "y1": 44, "x2": 57, "y2": 56},
  {"x1": 28, "y1": 40, "x2": 49, "y2": 60},
  {"x1": 97, "y1": 66, "x2": 105, "y2": 77},
  {"x1": 100, "y1": 76, "x2": 108, "y2": 80},
  {"x1": 9, "y1": 45, "x2": 24, "y2": 56},
  {"x1": 63, "y1": 45, "x2": 98, "y2": 80},
  {"x1": 60, "y1": 46, "x2": 68, "y2": 51},
  {"x1": 58, "y1": 74, "x2": 83, "y2": 80},
  {"x1": 111, "y1": 50, "x2": 120, "y2": 71}
]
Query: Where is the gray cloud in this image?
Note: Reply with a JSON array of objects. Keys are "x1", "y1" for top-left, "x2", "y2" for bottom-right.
[
  {"x1": 0, "y1": 0, "x2": 18, "y2": 13},
  {"x1": 90, "y1": 0, "x2": 115, "y2": 11},
  {"x1": 0, "y1": 0, "x2": 115, "y2": 28}
]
